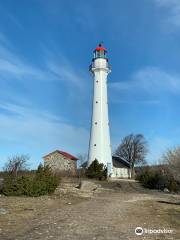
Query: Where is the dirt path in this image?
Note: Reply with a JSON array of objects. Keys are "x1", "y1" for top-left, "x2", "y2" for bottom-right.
[{"x1": 0, "y1": 180, "x2": 180, "y2": 240}]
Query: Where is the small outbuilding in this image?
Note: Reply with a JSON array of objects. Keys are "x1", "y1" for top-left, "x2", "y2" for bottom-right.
[
  {"x1": 112, "y1": 155, "x2": 131, "y2": 178},
  {"x1": 43, "y1": 150, "x2": 78, "y2": 176}
]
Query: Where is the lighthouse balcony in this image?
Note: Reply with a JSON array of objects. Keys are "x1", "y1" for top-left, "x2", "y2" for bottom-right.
[{"x1": 89, "y1": 61, "x2": 111, "y2": 71}]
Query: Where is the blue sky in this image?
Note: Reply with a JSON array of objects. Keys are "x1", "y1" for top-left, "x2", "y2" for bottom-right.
[{"x1": 0, "y1": 0, "x2": 180, "y2": 169}]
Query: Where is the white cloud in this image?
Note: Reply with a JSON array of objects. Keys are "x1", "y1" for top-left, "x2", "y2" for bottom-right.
[
  {"x1": 0, "y1": 33, "x2": 90, "y2": 169},
  {"x1": 0, "y1": 102, "x2": 88, "y2": 147},
  {"x1": 0, "y1": 102, "x2": 89, "y2": 168},
  {"x1": 0, "y1": 58, "x2": 47, "y2": 80},
  {"x1": 110, "y1": 67, "x2": 180, "y2": 96},
  {"x1": 0, "y1": 39, "x2": 52, "y2": 81},
  {"x1": 0, "y1": 32, "x2": 86, "y2": 88},
  {"x1": 155, "y1": 0, "x2": 180, "y2": 7},
  {"x1": 46, "y1": 60, "x2": 85, "y2": 88},
  {"x1": 134, "y1": 67, "x2": 180, "y2": 93},
  {"x1": 41, "y1": 45, "x2": 90, "y2": 97}
]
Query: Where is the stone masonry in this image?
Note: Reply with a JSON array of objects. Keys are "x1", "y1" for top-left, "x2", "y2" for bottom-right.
[{"x1": 43, "y1": 150, "x2": 78, "y2": 176}]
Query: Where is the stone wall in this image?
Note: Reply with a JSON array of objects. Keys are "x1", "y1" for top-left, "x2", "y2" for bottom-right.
[{"x1": 44, "y1": 152, "x2": 77, "y2": 176}]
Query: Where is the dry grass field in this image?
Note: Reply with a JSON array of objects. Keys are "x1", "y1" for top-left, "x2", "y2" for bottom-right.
[{"x1": 0, "y1": 179, "x2": 180, "y2": 240}]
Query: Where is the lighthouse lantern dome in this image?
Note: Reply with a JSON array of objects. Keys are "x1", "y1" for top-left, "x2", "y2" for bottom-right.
[{"x1": 93, "y1": 43, "x2": 107, "y2": 60}]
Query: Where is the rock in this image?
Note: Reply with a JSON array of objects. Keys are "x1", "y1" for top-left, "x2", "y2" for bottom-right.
[
  {"x1": 163, "y1": 188, "x2": 170, "y2": 193},
  {"x1": 79, "y1": 180, "x2": 101, "y2": 192},
  {"x1": 0, "y1": 208, "x2": 8, "y2": 215}
]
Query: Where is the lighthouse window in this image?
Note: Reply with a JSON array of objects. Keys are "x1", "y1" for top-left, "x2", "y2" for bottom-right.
[
  {"x1": 96, "y1": 101, "x2": 98, "y2": 103},
  {"x1": 96, "y1": 80, "x2": 98, "y2": 83},
  {"x1": 94, "y1": 144, "x2": 96, "y2": 146},
  {"x1": 97, "y1": 51, "x2": 101, "y2": 58},
  {"x1": 95, "y1": 122, "x2": 97, "y2": 125},
  {"x1": 100, "y1": 50, "x2": 104, "y2": 58}
]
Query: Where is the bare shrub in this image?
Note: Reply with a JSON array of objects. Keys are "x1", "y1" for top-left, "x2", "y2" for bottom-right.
[
  {"x1": 4, "y1": 154, "x2": 29, "y2": 177},
  {"x1": 136, "y1": 166, "x2": 180, "y2": 192},
  {"x1": 162, "y1": 147, "x2": 180, "y2": 182}
]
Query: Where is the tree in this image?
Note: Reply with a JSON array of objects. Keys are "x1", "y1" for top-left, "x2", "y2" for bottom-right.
[
  {"x1": 162, "y1": 147, "x2": 180, "y2": 182},
  {"x1": 86, "y1": 159, "x2": 107, "y2": 180},
  {"x1": 115, "y1": 134, "x2": 148, "y2": 178},
  {"x1": 4, "y1": 154, "x2": 29, "y2": 177}
]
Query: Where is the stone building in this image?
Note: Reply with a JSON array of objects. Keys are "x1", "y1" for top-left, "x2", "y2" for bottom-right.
[{"x1": 43, "y1": 150, "x2": 78, "y2": 176}]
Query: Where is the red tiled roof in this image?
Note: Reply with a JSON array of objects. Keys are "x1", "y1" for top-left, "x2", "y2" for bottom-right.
[{"x1": 43, "y1": 150, "x2": 78, "y2": 160}]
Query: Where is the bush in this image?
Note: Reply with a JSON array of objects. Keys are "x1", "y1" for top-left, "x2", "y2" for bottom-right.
[
  {"x1": 0, "y1": 165, "x2": 60, "y2": 197},
  {"x1": 167, "y1": 179, "x2": 179, "y2": 192},
  {"x1": 136, "y1": 170, "x2": 162, "y2": 189},
  {"x1": 162, "y1": 147, "x2": 180, "y2": 182},
  {"x1": 1, "y1": 176, "x2": 31, "y2": 196},
  {"x1": 136, "y1": 167, "x2": 180, "y2": 192},
  {"x1": 86, "y1": 159, "x2": 107, "y2": 180}
]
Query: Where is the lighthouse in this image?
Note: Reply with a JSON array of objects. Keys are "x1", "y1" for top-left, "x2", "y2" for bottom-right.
[{"x1": 88, "y1": 43, "x2": 113, "y2": 175}]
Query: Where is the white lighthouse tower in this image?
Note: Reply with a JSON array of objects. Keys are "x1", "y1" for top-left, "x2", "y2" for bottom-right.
[{"x1": 88, "y1": 43, "x2": 113, "y2": 175}]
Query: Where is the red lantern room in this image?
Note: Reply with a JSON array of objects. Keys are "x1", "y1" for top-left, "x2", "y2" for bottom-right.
[{"x1": 93, "y1": 43, "x2": 107, "y2": 60}]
